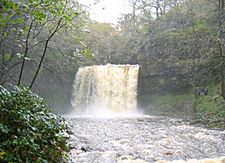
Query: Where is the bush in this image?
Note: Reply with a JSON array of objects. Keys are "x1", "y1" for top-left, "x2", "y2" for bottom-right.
[
  {"x1": 196, "y1": 94, "x2": 225, "y2": 128},
  {"x1": 0, "y1": 86, "x2": 70, "y2": 162}
]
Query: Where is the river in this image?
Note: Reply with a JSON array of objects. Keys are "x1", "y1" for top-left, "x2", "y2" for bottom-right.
[{"x1": 66, "y1": 115, "x2": 225, "y2": 163}]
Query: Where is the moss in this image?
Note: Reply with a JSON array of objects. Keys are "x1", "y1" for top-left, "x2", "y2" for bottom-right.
[
  {"x1": 141, "y1": 93, "x2": 194, "y2": 116},
  {"x1": 194, "y1": 85, "x2": 225, "y2": 129},
  {"x1": 141, "y1": 86, "x2": 225, "y2": 129}
]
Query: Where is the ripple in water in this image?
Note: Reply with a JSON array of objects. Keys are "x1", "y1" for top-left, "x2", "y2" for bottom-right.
[{"x1": 66, "y1": 116, "x2": 225, "y2": 163}]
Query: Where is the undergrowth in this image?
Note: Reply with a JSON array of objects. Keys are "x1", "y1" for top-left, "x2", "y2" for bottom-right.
[
  {"x1": 143, "y1": 88, "x2": 225, "y2": 129},
  {"x1": 145, "y1": 93, "x2": 194, "y2": 115},
  {"x1": 0, "y1": 86, "x2": 70, "y2": 162},
  {"x1": 195, "y1": 85, "x2": 225, "y2": 129}
]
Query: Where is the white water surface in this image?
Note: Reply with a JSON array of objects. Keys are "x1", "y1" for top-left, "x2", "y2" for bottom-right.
[{"x1": 66, "y1": 116, "x2": 225, "y2": 163}]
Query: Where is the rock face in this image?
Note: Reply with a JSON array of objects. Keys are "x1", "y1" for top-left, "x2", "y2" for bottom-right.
[{"x1": 66, "y1": 116, "x2": 225, "y2": 163}]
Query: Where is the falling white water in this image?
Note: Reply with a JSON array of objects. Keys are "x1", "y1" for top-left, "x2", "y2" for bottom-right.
[{"x1": 71, "y1": 64, "x2": 139, "y2": 114}]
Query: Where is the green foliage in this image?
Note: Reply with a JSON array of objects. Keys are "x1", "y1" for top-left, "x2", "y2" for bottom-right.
[
  {"x1": 151, "y1": 94, "x2": 189, "y2": 107},
  {"x1": 142, "y1": 93, "x2": 194, "y2": 116},
  {"x1": 198, "y1": 95, "x2": 225, "y2": 114},
  {"x1": 0, "y1": 0, "x2": 87, "y2": 86},
  {"x1": 82, "y1": 47, "x2": 94, "y2": 60},
  {"x1": 195, "y1": 85, "x2": 225, "y2": 128},
  {"x1": 0, "y1": 86, "x2": 70, "y2": 162}
]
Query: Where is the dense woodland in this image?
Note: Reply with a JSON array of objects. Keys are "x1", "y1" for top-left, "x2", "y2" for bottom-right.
[
  {"x1": 82, "y1": 0, "x2": 225, "y2": 127},
  {"x1": 0, "y1": 0, "x2": 225, "y2": 121},
  {"x1": 0, "y1": 0, "x2": 225, "y2": 161}
]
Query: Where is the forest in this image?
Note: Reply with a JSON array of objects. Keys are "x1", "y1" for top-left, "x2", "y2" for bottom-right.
[{"x1": 0, "y1": 0, "x2": 225, "y2": 162}]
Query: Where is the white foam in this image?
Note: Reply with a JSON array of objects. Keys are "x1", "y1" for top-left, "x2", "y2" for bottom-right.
[{"x1": 71, "y1": 64, "x2": 139, "y2": 116}]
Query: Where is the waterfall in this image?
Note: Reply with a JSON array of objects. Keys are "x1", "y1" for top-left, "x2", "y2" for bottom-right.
[{"x1": 71, "y1": 64, "x2": 139, "y2": 114}]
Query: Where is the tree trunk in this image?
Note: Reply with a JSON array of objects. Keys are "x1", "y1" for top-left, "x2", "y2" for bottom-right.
[
  {"x1": 18, "y1": 20, "x2": 34, "y2": 86},
  {"x1": 29, "y1": 18, "x2": 63, "y2": 89},
  {"x1": 218, "y1": 0, "x2": 225, "y2": 99},
  {"x1": 156, "y1": 0, "x2": 160, "y2": 18},
  {"x1": 221, "y1": 59, "x2": 225, "y2": 99}
]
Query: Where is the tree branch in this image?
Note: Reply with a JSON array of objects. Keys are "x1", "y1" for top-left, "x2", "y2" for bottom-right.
[
  {"x1": 29, "y1": 18, "x2": 64, "y2": 89},
  {"x1": 18, "y1": 19, "x2": 34, "y2": 86}
]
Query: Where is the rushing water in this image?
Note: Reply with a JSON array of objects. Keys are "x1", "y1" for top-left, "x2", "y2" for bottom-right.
[
  {"x1": 69, "y1": 65, "x2": 225, "y2": 162},
  {"x1": 67, "y1": 115, "x2": 225, "y2": 163},
  {"x1": 71, "y1": 64, "x2": 139, "y2": 114}
]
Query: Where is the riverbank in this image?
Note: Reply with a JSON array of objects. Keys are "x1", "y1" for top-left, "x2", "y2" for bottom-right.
[{"x1": 139, "y1": 92, "x2": 225, "y2": 130}]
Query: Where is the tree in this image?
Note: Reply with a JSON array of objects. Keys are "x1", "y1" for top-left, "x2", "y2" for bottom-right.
[
  {"x1": 0, "y1": 1, "x2": 25, "y2": 85},
  {"x1": 218, "y1": 0, "x2": 225, "y2": 99},
  {"x1": 85, "y1": 22, "x2": 119, "y2": 64},
  {"x1": 0, "y1": 0, "x2": 87, "y2": 88}
]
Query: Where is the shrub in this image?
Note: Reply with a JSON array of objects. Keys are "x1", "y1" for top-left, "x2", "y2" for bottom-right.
[
  {"x1": 196, "y1": 94, "x2": 225, "y2": 128},
  {"x1": 0, "y1": 86, "x2": 70, "y2": 162}
]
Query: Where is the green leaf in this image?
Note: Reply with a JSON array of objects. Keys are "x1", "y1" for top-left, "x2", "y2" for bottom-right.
[
  {"x1": 0, "y1": 86, "x2": 70, "y2": 162},
  {"x1": 3, "y1": 54, "x2": 12, "y2": 61},
  {"x1": 83, "y1": 47, "x2": 94, "y2": 59}
]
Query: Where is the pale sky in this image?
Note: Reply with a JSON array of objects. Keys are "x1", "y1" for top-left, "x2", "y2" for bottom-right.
[{"x1": 81, "y1": 0, "x2": 131, "y2": 24}]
